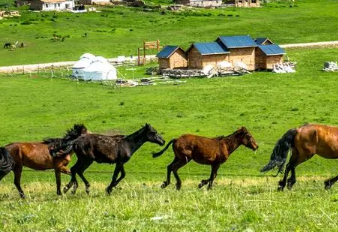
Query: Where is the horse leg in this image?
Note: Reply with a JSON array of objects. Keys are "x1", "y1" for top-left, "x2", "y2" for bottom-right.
[
  {"x1": 63, "y1": 160, "x2": 81, "y2": 194},
  {"x1": 13, "y1": 165, "x2": 25, "y2": 198},
  {"x1": 161, "y1": 157, "x2": 178, "y2": 189},
  {"x1": 324, "y1": 175, "x2": 338, "y2": 190},
  {"x1": 60, "y1": 166, "x2": 71, "y2": 175},
  {"x1": 76, "y1": 159, "x2": 93, "y2": 194},
  {"x1": 207, "y1": 163, "x2": 220, "y2": 190},
  {"x1": 55, "y1": 169, "x2": 62, "y2": 195},
  {"x1": 106, "y1": 163, "x2": 123, "y2": 195},
  {"x1": 172, "y1": 158, "x2": 189, "y2": 190}
]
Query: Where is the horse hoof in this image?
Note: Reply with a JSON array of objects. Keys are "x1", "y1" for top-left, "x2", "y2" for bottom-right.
[
  {"x1": 63, "y1": 187, "x2": 69, "y2": 194},
  {"x1": 175, "y1": 184, "x2": 181, "y2": 190},
  {"x1": 324, "y1": 181, "x2": 331, "y2": 190},
  {"x1": 277, "y1": 186, "x2": 284, "y2": 192},
  {"x1": 207, "y1": 186, "x2": 212, "y2": 190},
  {"x1": 161, "y1": 182, "x2": 167, "y2": 189},
  {"x1": 198, "y1": 183, "x2": 203, "y2": 189},
  {"x1": 105, "y1": 187, "x2": 112, "y2": 195}
]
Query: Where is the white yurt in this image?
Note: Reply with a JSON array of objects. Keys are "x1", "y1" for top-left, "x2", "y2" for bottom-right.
[{"x1": 72, "y1": 53, "x2": 117, "y2": 81}]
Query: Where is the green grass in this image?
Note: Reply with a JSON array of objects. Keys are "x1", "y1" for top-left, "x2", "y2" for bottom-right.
[
  {"x1": 1, "y1": 47, "x2": 338, "y2": 230},
  {"x1": 1, "y1": 0, "x2": 338, "y2": 66}
]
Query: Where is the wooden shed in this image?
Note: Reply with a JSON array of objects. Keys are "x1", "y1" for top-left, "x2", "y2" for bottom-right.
[
  {"x1": 156, "y1": 46, "x2": 187, "y2": 71},
  {"x1": 216, "y1": 35, "x2": 257, "y2": 71},
  {"x1": 255, "y1": 44, "x2": 286, "y2": 70},
  {"x1": 186, "y1": 42, "x2": 230, "y2": 69}
]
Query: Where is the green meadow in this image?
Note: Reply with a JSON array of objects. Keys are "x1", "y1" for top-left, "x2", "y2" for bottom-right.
[
  {"x1": 1, "y1": 47, "x2": 338, "y2": 231},
  {"x1": 2, "y1": 0, "x2": 338, "y2": 231},
  {"x1": 0, "y1": 0, "x2": 338, "y2": 66}
]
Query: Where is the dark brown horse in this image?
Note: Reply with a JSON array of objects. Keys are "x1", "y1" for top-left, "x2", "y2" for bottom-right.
[
  {"x1": 3, "y1": 124, "x2": 88, "y2": 198},
  {"x1": 153, "y1": 127, "x2": 259, "y2": 190},
  {"x1": 62, "y1": 124, "x2": 165, "y2": 195},
  {"x1": 0, "y1": 147, "x2": 14, "y2": 181},
  {"x1": 261, "y1": 123, "x2": 338, "y2": 191}
]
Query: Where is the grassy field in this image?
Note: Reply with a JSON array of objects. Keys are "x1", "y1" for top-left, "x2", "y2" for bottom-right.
[
  {"x1": 1, "y1": 46, "x2": 338, "y2": 231},
  {"x1": 0, "y1": 0, "x2": 338, "y2": 66}
]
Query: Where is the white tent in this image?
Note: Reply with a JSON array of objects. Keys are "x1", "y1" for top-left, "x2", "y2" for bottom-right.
[{"x1": 72, "y1": 53, "x2": 117, "y2": 81}]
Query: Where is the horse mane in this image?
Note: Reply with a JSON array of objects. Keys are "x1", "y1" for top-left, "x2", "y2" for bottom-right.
[
  {"x1": 215, "y1": 128, "x2": 245, "y2": 141},
  {"x1": 42, "y1": 124, "x2": 87, "y2": 155}
]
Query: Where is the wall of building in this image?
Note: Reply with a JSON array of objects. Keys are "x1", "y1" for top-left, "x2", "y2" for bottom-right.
[
  {"x1": 31, "y1": 0, "x2": 74, "y2": 11},
  {"x1": 169, "y1": 50, "x2": 187, "y2": 69},
  {"x1": 228, "y1": 47, "x2": 255, "y2": 71},
  {"x1": 266, "y1": 55, "x2": 284, "y2": 69},
  {"x1": 188, "y1": 47, "x2": 203, "y2": 69}
]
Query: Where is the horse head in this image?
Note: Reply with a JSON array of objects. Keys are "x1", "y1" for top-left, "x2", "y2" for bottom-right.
[
  {"x1": 144, "y1": 123, "x2": 165, "y2": 146},
  {"x1": 240, "y1": 127, "x2": 259, "y2": 151}
]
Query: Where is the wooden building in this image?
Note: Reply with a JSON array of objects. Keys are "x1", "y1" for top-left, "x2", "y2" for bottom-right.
[
  {"x1": 255, "y1": 37, "x2": 273, "y2": 45},
  {"x1": 234, "y1": 0, "x2": 260, "y2": 7},
  {"x1": 216, "y1": 35, "x2": 257, "y2": 71},
  {"x1": 156, "y1": 46, "x2": 187, "y2": 71},
  {"x1": 157, "y1": 35, "x2": 286, "y2": 72},
  {"x1": 175, "y1": 0, "x2": 222, "y2": 7},
  {"x1": 30, "y1": 0, "x2": 75, "y2": 11},
  {"x1": 255, "y1": 44, "x2": 286, "y2": 69},
  {"x1": 186, "y1": 42, "x2": 229, "y2": 69}
]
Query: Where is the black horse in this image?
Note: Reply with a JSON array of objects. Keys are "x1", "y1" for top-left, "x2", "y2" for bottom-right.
[
  {"x1": 0, "y1": 147, "x2": 14, "y2": 181},
  {"x1": 61, "y1": 124, "x2": 165, "y2": 195},
  {"x1": 3, "y1": 43, "x2": 11, "y2": 49}
]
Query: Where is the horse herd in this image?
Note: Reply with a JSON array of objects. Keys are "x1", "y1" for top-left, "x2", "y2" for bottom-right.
[{"x1": 1, "y1": 123, "x2": 338, "y2": 198}]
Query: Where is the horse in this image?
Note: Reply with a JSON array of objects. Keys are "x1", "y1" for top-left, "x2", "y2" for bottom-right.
[
  {"x1": 3, "y1": 42, "x2": 11, "y2": 49},
  {"x1": 153, "y1": 127, "x2": 259, "y2": 190},
  {"x1": 261, "y1": 123, "x2": 338, "y2": 191},
  {"x1": 61, "y1": 124, "x2": 165, "y2": 195},
  {"x1": 3, "y1": 124, "x2": 88, "y2": 198},
  {"x1": 0, "y1": 147, "x2": 15, "y2": 181}
]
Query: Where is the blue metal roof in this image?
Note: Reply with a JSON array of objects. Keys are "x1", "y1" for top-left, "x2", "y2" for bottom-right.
[
  {"x1": 218, "y1": 35, "x2": 257, "y2": 48},
  {"x1": 255, "y1": 38, "x2": 269, "y2": 45},
  {"x1": 192, "y1": 42, "x2": 229, "y2": 55},
  {"x1": 258, "y1": 45, "x2": 286, "y2": 55},
  {"x1": 156, "y1": 46, "x2": 181, "y2": 58}
]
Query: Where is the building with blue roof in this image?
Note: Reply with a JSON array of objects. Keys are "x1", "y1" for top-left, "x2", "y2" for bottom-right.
[
  {"x1": 186, "y1": 42, "x2": 230, "y2": 69},
  {"x1": 156, "y1": 35, "x2": 287, "y2": 72},
  {"x1": 255, "y1": 44, "x2": 286, "y2": 69},
  {"x1": 156, "y1": 45, "x2": 187, "y2": 71},
  {"x1": 216, "y1": 35, "x2": 257, "y2": 70},
  {"x1": 255, "y1": 38, "x2": 273, "y2": 45}
]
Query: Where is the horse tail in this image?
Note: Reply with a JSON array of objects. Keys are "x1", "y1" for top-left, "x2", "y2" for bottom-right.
[
  {"x1": 152, "y1": 139, "x2": 175, "y2": 158},
  {"x1": 260, "y1": 128, "x2": 297, "y2": 175},
  {"x1": 0, "y1": 147, "x2": 15, "y2": 181}
]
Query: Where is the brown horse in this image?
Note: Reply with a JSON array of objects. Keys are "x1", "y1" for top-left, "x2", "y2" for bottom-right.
[
  {"x1": 261, "y1": 123, "x2": 338, "y2": 191},
  {"x1": 3, "y1": 124, "x2": 88, "y2": 198},
  {"x1": 153, "y1": 127, "x2": 259, "y2": 190}
]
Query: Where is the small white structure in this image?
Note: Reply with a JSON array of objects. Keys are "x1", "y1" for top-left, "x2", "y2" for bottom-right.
[
  {"x1": 30, "y1": 0, "x2": 75, "y2": 11},
  {"x1": 72, "y1": 53, "x2": 117, "y2": 81}
]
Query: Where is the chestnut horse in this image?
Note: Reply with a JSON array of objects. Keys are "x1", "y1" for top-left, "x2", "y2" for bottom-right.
[
  {"x1": 153, "y1": 127, "x2": 259, "y2": 190},
  {"x1": 261, "y1": 123, "x2": 338, "y2": 191},
  {"x1": 61, "y1": 124, "x2": 165, "y2": 195},
  {"x1": 0, "y1": 147, "x2": 14, "y2": 181},
  {"x1": 3, "y1": 124, "x2": 88, "y2": 198}
]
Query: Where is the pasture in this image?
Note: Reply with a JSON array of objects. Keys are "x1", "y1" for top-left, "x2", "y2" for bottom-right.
[
  {"x1": 0, "y1": 0, "x2": 338, "y2": 66},
  {"x1": 1, "y1": 47, "x2": 338, "y2": 231}
]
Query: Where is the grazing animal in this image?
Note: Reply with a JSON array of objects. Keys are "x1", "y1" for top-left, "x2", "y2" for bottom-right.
[
  {"x1": 0, "y1": 147, "x2": 15, "y2": 181},
  {"x1": 62, "y1": 124, "x2": 165, "y2": 195},
  {"x1": 3, "y1": 124, "x2": 88, "y2": 198},
  {"x1": 3, "y1": 42, "x2": 11, "y2": 49},
  {"x1": 153, "y1": 127, "x2": 259, "y2": 190},
  {"x1": 261, "y1": 123, "x2": 338, "y2": 191}
]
